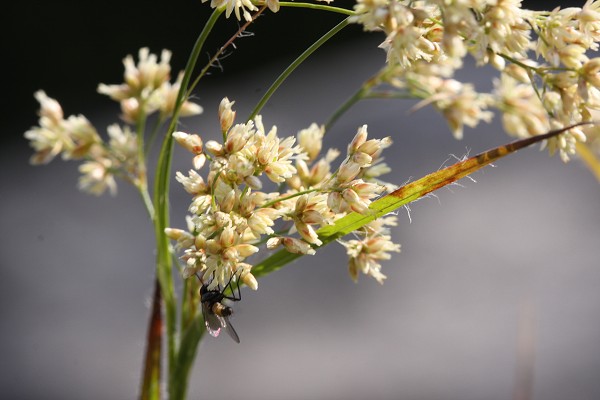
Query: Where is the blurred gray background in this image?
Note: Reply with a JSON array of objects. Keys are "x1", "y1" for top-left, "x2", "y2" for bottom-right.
[{"x1": 3, "y1": 1, "x2": 599, "y2": 399}]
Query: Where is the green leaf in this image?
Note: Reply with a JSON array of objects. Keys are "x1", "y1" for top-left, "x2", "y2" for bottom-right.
[
  {"x1": 140, "y1": 280, "x2": 162, "y2": 400},
  {"x1": 252, "y1": 124, "x2": 589, "y2": 278}
]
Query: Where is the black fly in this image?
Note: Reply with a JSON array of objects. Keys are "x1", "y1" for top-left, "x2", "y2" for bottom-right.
[{"x1": 199, "y1": 272, "x2": 241, "y2": 343}]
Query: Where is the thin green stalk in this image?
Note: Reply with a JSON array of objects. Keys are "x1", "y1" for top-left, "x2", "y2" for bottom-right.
[
  {"x1": 133, "y1": 104, "x2": 156, "y2": 220},
  {"x1": 260, "y1": 188, "x2": 319, "y2": 208},
  {"x1": 145, "y1": 114, "x2": 167, "y2": 157},
  {"x1": 325, "y1": 85, "x2": 370, "y2": 132},
  {"x1": 247, "y1": 17, "x2": 351, "y2": 121},
  {"x1": 138, "y1": 186, "x2": 156, "y2": 221},
  {"x1": 277, "y1": 1, "x2": 355, "y2": 15},
  {"x1": 325, "y1": 86, "x2": 415, "y2": 132},
  {"x1": 151, "y1": 8, "x2": 224, "y2": 400}
]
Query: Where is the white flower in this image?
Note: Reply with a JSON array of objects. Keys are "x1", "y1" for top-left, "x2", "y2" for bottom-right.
[
  {"x1": 98, "y1": 48, "x2": 172, "y2": 99},
  {"x1": 297, "y1": 123, "x2": 325, "y2": 161},
  {"x1": 205, "y1": 0, "x2": 258, "y2": 22},
  {"x1": 78, "y1": 158, "x2": 117, "y2": 196}
]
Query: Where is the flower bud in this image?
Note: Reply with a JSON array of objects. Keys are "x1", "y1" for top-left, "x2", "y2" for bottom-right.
[
  {"x1": 242, "y1": 272, "x2": 258, "y2": 290},
  {"x1": 219, "y1": 97, "x2": 236, "y2": 133}
]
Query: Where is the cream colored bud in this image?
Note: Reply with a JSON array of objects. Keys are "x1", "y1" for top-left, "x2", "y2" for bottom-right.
[
  {"x1": 310, "y1": 159, "x2": 330, "y2": 184},
  {"x1": 337, "y1": 161, "x2": 361, "y2": 183},
  {"x1": 205, "y1": 140, "x2": 223, "y2": 155},
  {"x1": 236, "y1": 244, "x2": 259, "y2": 258},
  {"x1": 120, "y1": 98, "x2": 140, "y2": 123},
  {"x1": 582, "y1": 58, "x2": 600, "y2": 87},
  {"x1": 489, "y1": 50, "x2": 506, "y2": 71},
  {"x1": 225, "y1": 125, "x2": 248, "y2": 153},
  {"x1": 180, "y1": 101, "x2": 203, "y2": 117},
  {"x1": 297, "y1": 123, "x2": 324, "y2": 161},
  {"x1": 351, "y1": 152, "x2": 373, "y2": 167},
  {"x1": 182, "y1": 266, "x2": 198, "y2": 279},
  {"x1": 173, "y1": 131, "x2": 204, "y2": 155},
  {"x1": 244, "y1": 175, "x2": 262, "y2": 190},
  {"x1": 295, "y1": 194, "x2": 308, "y2": 213},
  {"x1": 34, "y1": 91, "x2": 64, "y2": 124},
  {"x1": 327, "y1": 191, "x2": 342, "y2": 211},
  {"x1": 164, "y1": 228, "x2": 185, "y2": 240},
  {"x1": 296, "y1": 221, "x2": 322, "y2": 246},
  {"x1": 301, "y1": 209, "x2": 325, "y2": 225},
  {"x1": 193, "y1": 154, "x2": 206, "y2": 170},
  {"x1": 341, "y1": 188, "x2": 360, "y2": 204},
  {"x1": 267, "y1": 237, "x2": 283, "y2": 249},
  {"x1": 568, "y1": 127, "x2": 587, "y2": 143},
  {"x1": 242, "y1": 272, "x2": 258, "y2": 291},
  {"x1": 348, "y1": 125, "x2": 368, "y2": 154},
  {"x1": 357, "y1": 139, "x2": 383, "y2": 156},
  {"x1": 503, "y1": 64, "x2": 530, "y2": 83},
  {"x1": 219, "y1": 97, "x2": 236, "y2": 133},
  {"x1": 194, "y1": 234, "x2": 206, "y2": 250},
  {"x1": 296, "y1": 159, "x2": 310, "y2": 181},
  {"x1": 220, "y1": 189, "x2": 236, "y2": 213},
  {"x1": 282, "y1": 237, "x2": 316, "y2": 255},
  {"x1": 206, "y1": 239, "x2": 221, "y2": 254},
  {"x1": 214, "y1": 211, "x2": 231, "y2": 228},
  {"x1": 220, "y1": 227, "x2": 236, "y2": 248}
]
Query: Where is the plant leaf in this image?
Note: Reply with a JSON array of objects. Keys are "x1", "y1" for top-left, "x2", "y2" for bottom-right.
[
  {"x1": 252, "y1": 124, "x2": 590, "y2": 278},
  {"x1": 140, "y1": 279, "x2": 162, "y2": 400}
]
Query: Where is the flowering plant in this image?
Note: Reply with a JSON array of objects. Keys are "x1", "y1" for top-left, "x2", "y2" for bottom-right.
[{"x1": 24, "y1": 0, "x2": 600, "y2": 399}]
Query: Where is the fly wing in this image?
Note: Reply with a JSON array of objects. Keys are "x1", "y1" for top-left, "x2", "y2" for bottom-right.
[
  {"x1": 202, "y1": 303, "x2": 223, "y2": 337},
  {"x1": 221, "y1": 315, "x2": 240, "y2": 343}
]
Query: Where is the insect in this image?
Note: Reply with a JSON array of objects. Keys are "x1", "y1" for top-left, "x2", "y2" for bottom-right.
[{"x1": 199, "y1": 272, "x2": 242, "y2": 343}]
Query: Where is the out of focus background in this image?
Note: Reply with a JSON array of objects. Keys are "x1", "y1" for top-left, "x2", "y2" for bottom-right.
[{"x1": 2, "y1": 1, "x2": 599, "y2": 399}]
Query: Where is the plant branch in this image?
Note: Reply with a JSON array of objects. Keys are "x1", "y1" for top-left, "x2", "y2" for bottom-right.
[{"x1": 247, "y1": 17, "x2": 350, "y2": 121}]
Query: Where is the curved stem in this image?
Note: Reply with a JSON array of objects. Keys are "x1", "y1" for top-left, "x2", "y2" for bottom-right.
[
  {"x1": 325, "y1": 85, "x2": 370, "y2": 133},
  {"x1": 276, "y1": 1, "x2": 355, "y2": 15},
  {"x1": 324, "y1": 72, "x2": 383, "y2": 132},
  {"x1": 325, "y1": 87, "x2": 415, "y2": 132},
  {"x1": 247, "y1": 17, "x2": 351, "y2": 121}
]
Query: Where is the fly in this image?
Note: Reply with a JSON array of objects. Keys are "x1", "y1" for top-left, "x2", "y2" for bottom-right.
[{"x1": 199, "y1": 272, "x2": 242, "y2": 343}]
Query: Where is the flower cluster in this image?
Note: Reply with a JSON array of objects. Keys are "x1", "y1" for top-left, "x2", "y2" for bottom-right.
[
  {"x1": 166, "y1": 98, "x2": 401, "y2": 289},
  {"x1": 24, "y1": 90, "x2": 137, "y2": 195},
  {"x1": 97, "y1": 48, "x2": 202, "y2": 123},
  {"x1": 352, "y1": 0, "x2": 600, "y2": 162},
  {"x1": 24, "y1": 49, "x2": 202, "y2": 195},
  {"x1": 201, "y1": 0, "x2": 333, "y2": 21}
]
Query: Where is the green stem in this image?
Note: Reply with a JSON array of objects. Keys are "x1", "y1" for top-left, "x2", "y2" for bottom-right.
[
  {"x1": 261, "y1": 188, "x2": 319, "y2": 208},
  {"x1": 325, "y1": 85, "x2": 370, "y2": 132},
  {"x1": 277, "y1": 1, "x2": 355, "y2": 15},
  {"x1": 145, "y1": 114, "x2": 167, "y2": 156},
  {"x1": 138, "y1": 186, "x2": 156, "y2": 221},
  {"x1": 151, "y1": 8, "x2": 224, "y2": 400},
  {"x1": 324, "y1": 73, "x2": 387, "y2": 132},
  {"x1": 247, "y1": 17, "x2": 351, "y2": 121}
]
